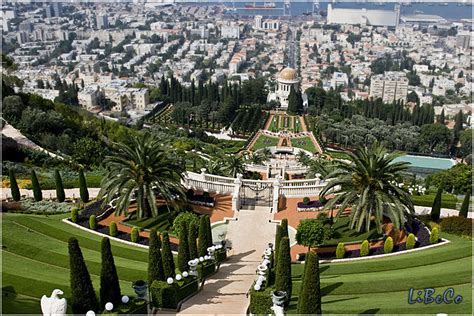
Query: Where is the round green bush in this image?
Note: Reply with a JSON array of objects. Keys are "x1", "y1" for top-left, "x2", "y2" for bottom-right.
[
  {"x1": 335, "y1": 242, "x2": 345, "y2": 259},
  {"x1": 131, "y1": 227, "x2": 139, "y2": 243},
  {"x1": 89, "y1": 215, "x2": 97, "y2": 230},
  {"x1": 109, "y1": 221, "x2": 118, "y2": 237},
  {"x1": 406, "y1": 233, "x2": 416, "y2": 250},
  {"x1": 173, "y1": 212, "x2": 199, "y2": 236},
  {"x1": 383, "y1": 236, "x2": 394, "y2": 254},
  {"x1": 303, "y1": 197, "x2": 310, "y2": 205},
  {"x1": 360, "y1": 240, "x2": 369, "y2": 257},
  {"x1": 440, "y1": 216, "x2": 472, "y2": 237},
  {"x1": 429, "y1": 227, "x2": 439, "y2": 244},
  {"x1": 71, "y1": 207, "x2": 79, "y2": 223}
]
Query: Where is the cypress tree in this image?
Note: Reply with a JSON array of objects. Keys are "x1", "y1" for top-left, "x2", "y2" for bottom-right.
[
  {"x1": 281, "y1": 218, "x2": 289, "y2": 239},
  {"x1": 161, "y1": 231, "x2": 175, "y2": 278},
  {"x1": 100, "y1": 238, "x2": 121, "y2": 307},
  {"x1": 459, "y1": 192, "x2": 470, "y2": 218},
  {"x1": 198, "y1": 215, "x2": 208, "y2": 257},
  {"x1": 188, "y1": 222, "x2": 198, "y2": 260},
  {"x1": 54, "y1": 170, "x2": 65, "y2": 203},
  {"x1": 205, "y1": 215, "x2": 213, "y2": 248},
  {"x1": 275, "y1": 237, "x2": 292, "y2": 301},
  {"x1": 274, "y1": 225, "x2": 283, "y2": 262},
  {"x1": 297, "y1": 251, "x2": 322, "y2": 314},
  {"x1": 177, "y1": 222, "x2": 190, "y2": 272},
  {"x1": 79, "y1": 168, "x2": 89, "y2": 203},
  {"x1": 9, "y1": 169, "x2": 20, "y2": 201},
  {"x1": 431, "y1": 184, "x2": 443, "y2": 221},
  {"x1": 69, "y1": 237, "x2": 99, "y2": 313},
  {"x1": 148, "y1": 229, "x2": 165, "y2": 284},
  {"x1": 31, "y1": 169, "x2": 42, "y2": 202}
]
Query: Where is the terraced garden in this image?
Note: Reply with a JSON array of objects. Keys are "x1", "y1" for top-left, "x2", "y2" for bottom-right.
[
  {"x1": 2, "y1": 213, "x2": 149, "y2": 314},
  {"x1": 290, "y1": 136, "x2": 317, "y2": 153},
  {"x1": 268, "y1": 115, "x2": 301, "y2": 133},
  {"x1": 252, "y1": 134, "x2": 279, "y2": 151},
  {"x1": 287, "y1": 233, "x2": 472, "y2": 314}
]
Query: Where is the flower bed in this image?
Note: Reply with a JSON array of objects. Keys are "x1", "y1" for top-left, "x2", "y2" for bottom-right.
[
  {"x1": 297, "y1": 200, "x2": 323, "y2": 212},
  {"x1": 189, "y1": 195, "x2": 215, "y2": 207},
  {"x1": 2, "y1": 198, "x2": 72, "y2": 214}
]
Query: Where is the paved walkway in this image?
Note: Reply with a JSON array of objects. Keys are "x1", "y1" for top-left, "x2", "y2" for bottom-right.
[{"x1": 179, "y1": 207, "x2": 276, "y2": 314}]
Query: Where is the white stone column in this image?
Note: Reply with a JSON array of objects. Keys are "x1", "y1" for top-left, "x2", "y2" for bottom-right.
[
  {"x1": 232, "y1": 173, "x2": 242, "y2": 212},
  {"x1": 272, "y1": 176, "x2": 282, "y2": 213}
]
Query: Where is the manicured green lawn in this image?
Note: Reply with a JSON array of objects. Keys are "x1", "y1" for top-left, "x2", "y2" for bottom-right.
[
  {"x1": 412, "y1": 193, "x2": 458, "y2": 209},
  {"x1": 252, "y1": 135, "x2": 279, "y2": 151},
  {"x1": 124, "y1": 206, "x2": 176, "y2": 232},
  {"x1": 291, "y1": 136, "x2": 316, "y2": 153},
  {"x1": 327, "y1": 150, "x2": 352, "y2": 160},
  {"x1": 2, "y1": 213, "x2": 149, "y2": 314},
  {"x1": 269, "y1": 116, "x2": 279, "y2": 132},
  {"x1": 322, "y1": 216, "x2": 382, "y2": 245},
  {"x1": 287, "y1": 233, "x2": 472, "y2": 314}
]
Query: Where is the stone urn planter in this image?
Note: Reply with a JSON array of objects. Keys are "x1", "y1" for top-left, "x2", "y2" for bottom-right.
[
  {"x1": 207, "y1": 246, "x2": 216, "y2": 260},
  {"x1": 272, "y1": 291, "x2": 287, "y2": 306},
  {"x1": 188, "y1": 259, "x2": 198, "y2": 276},
  {"x1": 257, "y1": 264, "x2": 268, "y2": 276},
  {"x1": 132, "y1": 280, "x2": 147, "y2": 299}
]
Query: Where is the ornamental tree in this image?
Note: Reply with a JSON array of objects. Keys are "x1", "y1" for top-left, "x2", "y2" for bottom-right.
[
  {"x1": 9, "y1": 169, "x2": 20, "y2": 201},
  {"x1": 188, "y1": 222, "x2": 198, "y2": 260},
  {"x1": 296, "y1": 251, "x2": 322, "y2": 314},
  {"x1": 31, "y1": 169, "x2": 42, "y2": 202},
  {"x1": 148, "y1": 229, "x2": 165, "y2": 285},
  {"x1": 177, "y1": 222, "x2": 190, "y2": 272},
  {"x1": 55, "y1": 169, "x2": 65, "y2": 203},
  {"x1": 431, "y1": 184, "x2": 443, "y2": 221},
  {"x1": 295, "y1": 219, "x2": 326, "y2": 251},
  {"x1": 275, "y1": 237, "x2": 292, "y2": 301},
  {"x1": 198, "y1": 216, "x2": 208, "y2": 257},
  {"x1": 274, "y1": 225, "x2": 283, "y2": 262},
  {"x1": 69, "y1": 237, "x2": 99, "y2": 313},
  {"x1": 459, "y1": 192, "x2": 470, "y2": 218},
  {"x1": 161, "y1": 231, "x2": 175, "y2": 278},
  {"x1": 100, "y1": 237, "x2": 121, "y2": 307},
  {"x1": 79, "y1": 168, "x2": 89, "y2": 203}
]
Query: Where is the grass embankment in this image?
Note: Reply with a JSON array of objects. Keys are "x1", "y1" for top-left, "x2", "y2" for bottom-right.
[
  {"x1": 291, "y1": 136, "x2": 316, "y2": 153},
  {"x1": 287, "y1": 233, "x2": 472, "y2": 314},
  {"x1": 2, "y1": 213, "x2": 149, "y2": 314},
  {"x1": 252, "y1": 135, "x2": 279, "y2": 151}
]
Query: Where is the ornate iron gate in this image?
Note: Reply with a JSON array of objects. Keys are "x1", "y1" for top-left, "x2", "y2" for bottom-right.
[{"x1": 240, "y1": 181, "x2": 273, "y2": 208}]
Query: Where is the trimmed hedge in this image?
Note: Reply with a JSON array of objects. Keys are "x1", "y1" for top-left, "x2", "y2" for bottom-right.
[
  {"x1": 131, "y1": 227, "x2": 139, "y2": 243},
  {"x1": 197, "y1": 261, "x2": 216, "y2": 280},
  {"x1": 150, "y1": 277, "x2": 199, "y2": 310},
  {"x1": 430, "y1": 227, "x2": 439, "y2": 244},
  {"x1": 406, "y1": 233, "x2": 416, "y2": 250},
  {"x1": 440, "y1": 217, "x2": 472, "y2": 237},
  {"x1": 109, "y1": 221, "x2": 118, "y2": 237},
  {"x1": 9, "y1": 169, "x2": 20, "y2": 201},
  {"x1": 412, "y1": 193, "x2": 457, "y2": 209},
  {"x1": 335, "y1": 242, "x2": 345, "y2": 259},
  {"x1": 215, "y1": 248, "x2": 227, "y2": 263},
  {"x1": 89, "y1": 215, "x2": 97, "y2": 230},
  {"x1": 384, "y1": 237, "x2": 394, "y2": 254},
  {"x1": 71, "y1": 207, "x2": 79, "y2": 223},
  {"x1": 459, "y1": 193, "x2": 470, "y2": 218},
  {"x1": 249, "y1": 287, "x2": 273, "y2": 314},
  {"x1": 360, "y1": 240, "x2": 369, "y2": 257}
]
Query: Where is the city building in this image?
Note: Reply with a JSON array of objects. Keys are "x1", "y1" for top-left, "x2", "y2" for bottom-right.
[
  {"x1": 96, "y1": 15, "x2": 109, "y2": 30},
  {"x1": 456, "y1": 32, "x2": 472, "y2": 50},
  {"x1": 327, "y1": 4, "x2": 400, "y2": 28},
  {"x1": 254, "y1": 15, "x2": 279, "y2": 31},
  {"x1": 370, "y1": 71, "x2": 408, "y2": 103},
  {"x1": 331, "y1": 72, "x2": 349, "y2": 89},
  {"x1": 221, "y1": 23, "x2": 240, "y2": 39},
  {"x1": 268, "y1": 67, "x2": 300, "y2": 109}
]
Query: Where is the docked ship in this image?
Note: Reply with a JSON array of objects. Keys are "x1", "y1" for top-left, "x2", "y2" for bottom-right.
[{"x1": 244, "y1": 2, "x2": 276, "y2": 9}]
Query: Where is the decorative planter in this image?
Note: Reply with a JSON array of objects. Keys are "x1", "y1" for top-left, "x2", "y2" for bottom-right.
[
  {"x1": 207, "y1": 246, "x2": 216, "y2": 260},
  {"x1": 132, "y1": 280, "x2": 147, "y2": 299},
  {"x1": 272, "y1": 291, "x2": 287, "y2": 306},
  {"x1": 188, "y1": 259, "x2": 198, "y2": 276}
]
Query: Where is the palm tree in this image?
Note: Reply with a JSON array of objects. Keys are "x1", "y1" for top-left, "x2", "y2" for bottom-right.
[
  {"x1": 222, "y1": 155, "x2": 245, "y2": 178},
  {"x1": 99, "y1": 133, "x2": 186, "y2": 219},
  {"x1": 320, "y1": 142, "x2": 414, "y2": 233}
]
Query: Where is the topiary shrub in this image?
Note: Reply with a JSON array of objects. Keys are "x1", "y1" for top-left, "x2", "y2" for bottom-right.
[
  {"x1": 54, "y1": 169, "x2": 65, "y2": 203},
  {"x1": 177, "y1": 222, "x2": 190, "y2": 273},
  {"x1": 71, "y1": 207, "x2": 79, "y2": 223},
  {"x1": 131, "y1": 227, "x2": 139, "y2": 243},
  {"x1": 197, "y1": 261, "x2": 216, "y2": 280},
  {"x1": 173, "y1": 212, "x2": 199, "y2": 236},
  {"x1": 249, "y1": 287, "x2": 273, "y2": 314},
  {"x1": 406, "y1": 233, "x2": 416, "y2": 250},
  {"x1": 431, "y1": 184, "x2": 443, "y2": 221},
  {"x1": 162, "y1": 232, "x2": 175, "y2": 278},
  {"x1": 360, "y1": 240, "x2": 369, "y2": 257},
  {"x1": 31, "y1": 169, "x2": 42, "y2": 202},
  {"x1": 100, "y1": 237, "x2": 121, "y2": 307},
  {"x1": 383, "y1": 237, "x2": 394, "y2": 254},
  {"x1": 9, "y1": 169, "x2": 20, "y2": 201},
  {"x1": 429, "y1": 227, "x2": 439, "y2": 244},
  {"x1": 459, "y1": 192, "x2": 470, "y2": 218},
  {"x1": 275, "y1": 237, "x2": 292, "y2": 302},
  {"x1": 198, "y1": 216, "x2": 208, "y2": 257},
  {"x1": 297, "y1": 251, "x2": 321, "y2": 314},
  {"x1": 274, "y1": 224, "x2": 283, "y2": 263},
  {"x1": 335, "y1": 242, "x2": 345, "y2": 259},
  {"x1": 150, "y1": 278, "x2": 199, "y2": 310},
  {"x1": 89, "y1": 215, "x2": 97, "y2": 230},
  {"x1": 303, "y1": 197, "x2": 310, "y2": 205},
  {"x1": 319, "y1": 196, "x2": 327, "y2": 204},
  {"x1": 440, "y1": 216, "x2": 473, "y2": 237},
  {"x1": 109, "y1": 221, "x2": 118, "y2": 237},
  {"x1": 78, "y1": 168, "x2": 89, "y2": 203},
  {"x1": 148, "y1": 229, "x2": 165, "y2": 285}
]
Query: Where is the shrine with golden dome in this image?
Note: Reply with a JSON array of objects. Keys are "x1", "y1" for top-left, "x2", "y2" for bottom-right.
[{"x1": 267, "y1": 67, "x2": 300, "y2": 109}]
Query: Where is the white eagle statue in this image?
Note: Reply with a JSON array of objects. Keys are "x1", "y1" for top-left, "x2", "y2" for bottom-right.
[{"x1": 40, "y1": 289, "x2": 67, "y2": 316}]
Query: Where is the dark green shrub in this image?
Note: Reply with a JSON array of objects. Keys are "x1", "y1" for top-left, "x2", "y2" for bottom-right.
[
  {"x1": 177, "y1": 222, "x2": 190, "y2": 272},
  {"x1": 31, "y1": 169, "x2": 42, "y2": 202},
  {"x1": 335, "y1": 242, "x2": 345, "y2": 259},
  {"x1": 303, "y1": 197, "x2": 310, "y2": 205},
  {"x1": 131, "y1": 227, "x2": 139, "y2": 243},
  {"x1": 459, "y1": 192, "x2": 470, "y2": 218},
  {"x1": 430, "y1": 227, "x2": 439, "y2": 244},
  {"x1": 150, "y1": 278, "x2": 199, "y2": 310},
  {"x1": 162, "y1": 232, "x2": 175, "y2": 278},
  {"x1": 275, "y1": 236, "x2": 292, "y2": 301},
  {"x1": 89, "y1": 215, "x2": 97, "y2": 230},
  {"x1": 100, "y1": 238, "x2": 121, "y2": 307},
  {"x1": 440, "y1": 217, "x2": 472, "y2": 237},
  {"x1": 188, "y1": 222, "x2": 198, "y2": 260},
  {"x1": 319, "y1": 195, "x2": 327, "y2": 204},
  {"x1": 431, "y1": 185, "x2": 443, "y2": 221},
  {"x1": 360, "y1": 240, "x2": 369, "y2": 257},
  {"x1": 71, "y1": 207, "x2": 79, "y2": 223},
  {"x1": 295, "y1": 219, "x2": 326, "y2": 250},
  {"x1": 249, "y1": 287, "x2": 273, "y2": 314},
  {"x1": 109, "y1": 221, "x2": 118, "y2": 237},
  {"x1": 79, "y1": 168, "x2": 89, "y2": 203},
  {"x1": 384, "y1": 237, "x2": 394, "y2": 254},
  {"x1": 406, "y1": 233, "x2": 416, "y2": 250},
  {"x1": 54, "y1": 169, "x2": 65, "y2": 203},
  {"x1": 197, "y1": 261, "x2": 216, "y2": 280},
  {"x1": 198, "y1": 216, "x2": 208, "y2": 257},
  {"x1": 148, "y1": 229, "x2": 165, "y2": 285},
  {"x1": 173, "y1": 212, "x2": 199, "y2": 236},
  {"x1": 215, "y1": 248, "x2": 227, "y2": 263},
  {"x1": 9, "y1": 169, "x2": 20, "y2": 201},
  {"x1": 297, "y1": 251, "x2": 321, "y2": 314},
  {"x1": 69, "y1": 237, "x2": 99, "y2": 313},
  {"x1": 205, "y1": 215, "x2": 213, "y2": 248},
  {"x1": 280, "y1": 218, "x2": 289, "y2": 239}
]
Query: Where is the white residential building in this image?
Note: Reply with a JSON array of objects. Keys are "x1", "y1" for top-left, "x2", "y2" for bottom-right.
[{"x1": 370, "y1": 71, "x2": 408, "y2": 103}]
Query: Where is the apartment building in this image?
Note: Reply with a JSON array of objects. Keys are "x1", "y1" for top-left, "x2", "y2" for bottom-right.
[{"x1": 370, "y1": 71, "x2": 408, "y2": 103}]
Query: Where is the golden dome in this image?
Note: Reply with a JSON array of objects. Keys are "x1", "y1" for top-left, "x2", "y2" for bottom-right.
[{"x1": 279, "y1": 67, "x2": 297, "y2": 81}]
